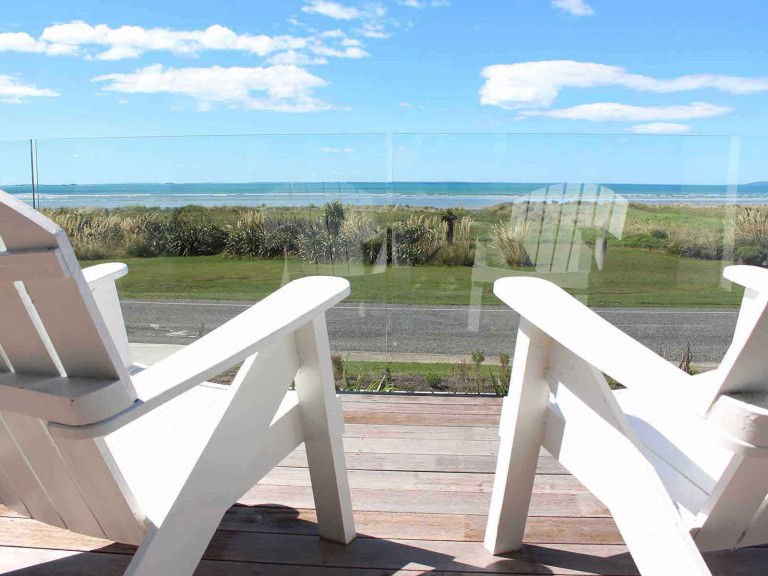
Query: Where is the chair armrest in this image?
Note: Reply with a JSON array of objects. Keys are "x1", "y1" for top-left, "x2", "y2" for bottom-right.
[
  {"x1": 50, "y1": 276, "x2": 350, "y2": 439},
  {"x1": 82, "y1": 262, "x2": 131, "y2": 369},
  {"x1": 494, "y1": 277, "x2": 692, "y2": 399},
  {"x1": 723, "y1": 265, "x2": 768, "y2": 294},
  {"x1": 82, "y1": 262, "x2": 128, "y2": 286}
]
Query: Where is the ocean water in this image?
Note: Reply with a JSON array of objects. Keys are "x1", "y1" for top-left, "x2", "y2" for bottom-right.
[{"x1": 3, "y1": 181, "x2": 768, "y2": 209}]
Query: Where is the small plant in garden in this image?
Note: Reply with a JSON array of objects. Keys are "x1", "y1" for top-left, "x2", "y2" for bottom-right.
[
  {"x1": 331, "y1": 354, "x2": 344, "y2": 382},
  {"x1": 470, "y1": 349, "x2": 485, "y2": 394},
  {"x1": 343, "y1": 374, "x2": 366, "y2": 392},
  {"x1": 453, "y1": 360, "x2": 471, "y2": 392},
  {"x1": 368, "y1": 367, "x2": 396, "y2": 392},
  {"x1": 425, "y1": 372, "x2": 446, "y2": 392},
  {"x1": 678, "y1": 342, "x2": 697, "y2": 375},
  {"x1": 490, "y1": 353, "x2": 511, "y2": 396}
]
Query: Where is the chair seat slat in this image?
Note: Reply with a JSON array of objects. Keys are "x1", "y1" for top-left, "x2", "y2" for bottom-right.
[
  {"x1": 0, "y1": 414, "x2": 64, "y2": 529},
  {"x1": 0, "y1": 372, "x2": 135, "y2": 426},
  {"x1": 0, "y1": 464, "x2": 29, "y2": 516},
  {"x1": 0, "y1": 412, "x2": 106, "y2": 538}
]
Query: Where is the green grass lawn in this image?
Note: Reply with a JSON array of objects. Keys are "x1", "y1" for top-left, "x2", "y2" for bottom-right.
[{"x1": 88, "y1": 244, "x2": 744, "y2": 308}]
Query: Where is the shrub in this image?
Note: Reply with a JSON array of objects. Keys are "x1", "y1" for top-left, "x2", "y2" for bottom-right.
[
  {"x1": 666, "y1": 234, "x2": 723, "y2": 260},
  {"x1": 620, "y1": 233, "x2": 668, "y2": 250},
  {"x1": 735, "y1": 245, "x2": 767, "y2": 266},
  {"x1": 436, "y1": 241, "x2": 476, "y2": 266},
  {"x1": 361, "y1": 237, "x2": 384, "y2": 265},
  {"x1": 261, "y1": 219, "x2": 303, "y2": 257},
  {"x1": 226, "y1": 211, "x2": 304, "y2": 259},
  {"x1": 156, "y1": 212, "x2": 227, "y2": 256},
  {"x1": 225, "y1": 211, "x2": 268, "y2": 258},
  {"x1": 299, "y1": 223, "x2": 336, "y2": 264},
  {"x1": 46, "y1": 209, "x2": 126, "y2": 260},
  {"x1": 391, "y1": 217, "x2": 443, "y2": 266},
  {"x1": 734, "y1": 207, "x2": 768, "y2": 247},
  {"x1": 492, "y1": 221, "x2": 531, "y2": 267}
]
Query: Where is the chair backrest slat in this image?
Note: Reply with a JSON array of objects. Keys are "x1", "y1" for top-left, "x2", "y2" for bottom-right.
[
  {"x1": 0, "y1": 192, "x2": 132, "y2": 386},
  {"x1": 0, "y1": 190, "x2": 145, "y2": 543},
  {"x1": 0, "y1": 203, "x2": 59, "y2": 250},
  {"x1": 25, "y1": 278, "x2": 123, "y2": 379},
  {"x1": 0, "y1": 248, "x2": 68, "y2": 283},
  {"x1": 0, "y1": 283, "x2": 60, "y2": 376}
]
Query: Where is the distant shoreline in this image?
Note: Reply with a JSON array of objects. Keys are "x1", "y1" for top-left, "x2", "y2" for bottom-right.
[{"x1": 4, "y1": 181, "x2": 768, "y2": 209}]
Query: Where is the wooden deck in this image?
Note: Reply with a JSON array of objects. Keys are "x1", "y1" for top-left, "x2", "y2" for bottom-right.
[{"x1": 2, "y1": 394, "x2": 768, "y2": 575}]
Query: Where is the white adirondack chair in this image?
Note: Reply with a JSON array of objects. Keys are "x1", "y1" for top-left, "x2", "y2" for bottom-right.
[
  {"x1": 0, "y1": 190, "x2": 356, "y2": 575},
  {"x1": 484, "y1": 266, "x2": 768, "y2": 575}
]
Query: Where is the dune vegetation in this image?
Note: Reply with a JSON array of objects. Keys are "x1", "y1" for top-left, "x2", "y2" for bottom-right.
[{"x1": 47, "y1": 200, "x2": 767, "y2": 307}]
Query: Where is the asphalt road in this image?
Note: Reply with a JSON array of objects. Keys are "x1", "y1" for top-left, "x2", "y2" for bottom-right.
[{"x1": 122, "y1": 299, "x2": 739, "y2": 363}]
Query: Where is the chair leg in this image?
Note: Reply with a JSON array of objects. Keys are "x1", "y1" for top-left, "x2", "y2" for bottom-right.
[
  {"x1": 124, "y1": 504, "x2": 225, "y2": 576},
  {"x1": 484, "y1": 320, "x2": 552, "y2": 555},
  {"x1": 294, "y1": 315, "x2": 356, "y2": 545}
]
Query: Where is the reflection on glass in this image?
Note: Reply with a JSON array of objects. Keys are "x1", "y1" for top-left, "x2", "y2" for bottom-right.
[
  {"x1": 469, "y1": 183, "x2": 629, "y2": 331},
  {"x1": 0, "y1": 132, "x2": 763, "y2": 393}
]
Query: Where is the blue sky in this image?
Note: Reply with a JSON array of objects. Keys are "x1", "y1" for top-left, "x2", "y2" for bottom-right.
[{"x1": 1, "y1": 0, "x2": 767, "y2": 184}]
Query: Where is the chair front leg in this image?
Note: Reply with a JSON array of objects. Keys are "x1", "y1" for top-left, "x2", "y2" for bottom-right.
[
  {"x1": 484, "y1": 319, "x2": 553, "y2": 555},
  {"x1": 294, "y1": 314, "x2": 356, "y2": 545}
]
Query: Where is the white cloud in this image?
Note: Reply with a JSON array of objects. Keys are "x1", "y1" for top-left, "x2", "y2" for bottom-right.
[
  {"x1": 400, "y1": 101, "x2": 410, "y2": 107},
  {"x1": 302, "y1": 1, "x2": 362, "y2": 20},
  {"x1": 310, "y1": 45, "x2": 369, "y2": 58},
  {"x1": 480, "y1": 60, "x2": 768, "y2": 109},
  {"x1": 4, "y1": 20, "x2": 379, "y2": 64},
  {"x1": 45, "y1": 43, "x2": 81, "y2": 56},
  {"x1": 322, "y1": 147, "x2": 356, "y2": 153},
  {"x1": 0, "y1": 74, "x2": 59, "y2": 102},
  {"x1": 357, "y1": 23, "x2": 391, "y2": 38},
  {"x1": 397, "y1": 0, "x2": 450, "y2": 7},
  {"x1": 552, "y1": 0, "x2": 595, "y2": 16},
  {"x1": 10, "y1": 21, "x2": 308, "y2": 61},
  {"x1": 267, "y1": 50, "x2": 328, "y2": 65},
  {"x1": 93, "y1": 63, "x2": 332, "y2": 112},
  {"x1": 520, "y1": 102, "x2": 732, "y2": 122},
  {"x1": 0, "y1": 32, "x2": 47, "y2": 53},
  {"x1": 301, "y1": 2, "x2": 394, "y2": 38},
  {"x1": 625, "y1": 122, "x2": 692, "y2": 134}
]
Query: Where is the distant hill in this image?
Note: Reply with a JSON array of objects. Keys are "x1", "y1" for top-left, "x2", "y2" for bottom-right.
[{"x1": 744, "y1": 181, "x2": 768, "y2": 186}]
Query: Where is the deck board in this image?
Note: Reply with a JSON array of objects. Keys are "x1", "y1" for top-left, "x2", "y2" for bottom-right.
[{"x1": 1, "y1": 394, "x2": 767, "y2": 575}]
